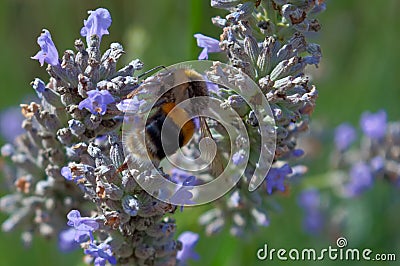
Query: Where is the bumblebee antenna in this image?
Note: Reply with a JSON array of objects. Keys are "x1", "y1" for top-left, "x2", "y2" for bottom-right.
[{"x1": 138, "y1": 65, "x2": 167, "y2": 79}]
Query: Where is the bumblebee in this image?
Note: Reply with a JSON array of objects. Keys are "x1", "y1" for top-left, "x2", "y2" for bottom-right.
[{"x1": 124, "y1": 68, "x2": 224, "y2": 176}]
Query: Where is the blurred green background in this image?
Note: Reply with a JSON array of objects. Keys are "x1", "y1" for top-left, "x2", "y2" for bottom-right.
[{"x1": 0, "y1": 0, "x2": 399, "y2": 265}]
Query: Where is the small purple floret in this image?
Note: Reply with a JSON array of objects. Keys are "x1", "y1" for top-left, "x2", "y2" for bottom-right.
[
  {"x1": 31, "y1": 29, "x2": 59, "y2": 66},
  {"x1": 81, "y1": 8, "x2": 112, "y2": 45},
  {"x1": 78, "y1": 90, "x2": 115, "y2": 115},
  {"x1": 194, "y1": 33, "x2": 222, "y2": 60},
  {"x1": 360, "y1": 110, "x2": 387, "y2": 140}
]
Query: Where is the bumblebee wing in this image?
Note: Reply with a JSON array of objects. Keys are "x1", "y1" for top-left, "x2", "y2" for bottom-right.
[{"x1": 200, "y1": 117, "x2": 224, "y2": 177}]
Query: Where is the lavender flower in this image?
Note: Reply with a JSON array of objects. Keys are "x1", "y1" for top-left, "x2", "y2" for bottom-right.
[
  {"x1": 61, "y1": 166, "x2": 74, "y2": 181},
  {"x1": 360, "y1": 110, "x2": 387, "y2": 139},
  {"x1": 194, "y1": 33, "x2": 222, "y2": 60},
  {"x1": 58, "y1": 228, "x2": 80, "y2": 252},
  {"x1": 331, "y1": 110, "x2": 400, "y2": 198},
  {"x1": 0, "y1": 107, "x2": 24, "y2": 142},
  {"x1": 345, "y1": 162, "x2": 374, "y2": 197},
  {"x1": 78, "y1": 89, "x2": 115, "y2": 115},
  {"x1": 81, "y1": 8, "x2": 112, "y2": 45},
  {"x1": 334, "y1": 123, "x2": 356, "y2": 151},
  {"x1": 265, "y1": 164, "x2": 292, "y2": 194},
  {"x1": 31, "y1": 29, "x2": 59, "y2": 66},
  {"x1": 162, "y1": 169, "x2": 198, "y2": 209},
  {"x1": 177, "y1": 231, "x2": 200, "y2": 265},
  {"x1": 298, "y1": 189, "x2": 323, "y2": 234},
  {"x1": 67, "y1": 210, "x2": 99, "y2": 243},
  {"x1": 84, "y1": 242, "x2": 117, "y2": 266}
]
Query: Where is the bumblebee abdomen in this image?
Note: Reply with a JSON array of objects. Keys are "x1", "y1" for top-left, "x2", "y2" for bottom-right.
[{"x1": 145, "y1": 102, "x2": 195, "y2": 162}]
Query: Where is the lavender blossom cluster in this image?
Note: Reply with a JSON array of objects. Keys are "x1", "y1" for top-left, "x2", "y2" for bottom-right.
[
  {"x1": 297, "y1": 110, "x2": 400, "y2": 235},
  {"x1": 333, "y1": 110, "x2": 400, "y2": 196},
  {"x1": 0, "y1": 8, "x2": 197, "y2": 266},
  {"x1": 193, "y1": 0, "x2": 325, "y2": 236}
]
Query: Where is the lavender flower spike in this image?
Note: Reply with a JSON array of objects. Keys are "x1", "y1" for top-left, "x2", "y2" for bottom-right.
[
  {"x1": 194, "y1": 33, "x2": 222, "y2": 60},
  {"x1": 81, "y1": 8, "x2": 112, "y2": 45},
  {"x1": 31, "y1": 29, "x2": 59, "y2": 66},
  {"x1": 78, "y1": 89, "x2": 115, "y2": 115}
]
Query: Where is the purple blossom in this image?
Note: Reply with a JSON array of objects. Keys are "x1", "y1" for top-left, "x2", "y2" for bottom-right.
[
  {"x1": 302, "y1": 210, "x2": 323, "y2": 234},
  {"x1": 61, "y1": 166, "x2": 73, "y2": 181},
  {"x1": 31, "y1": 29, "x2": 59, "y2": 66},
  {"x1": 169, "y1": 171, "x2": 197, "y2": 208},
  {"x1": 177, "y1": 231, "x2": 200, "y2": 265},
  {"x1": 298, "y1": 189, "x2": 320, "y2": 211},
  {"x1": 206, "y1": 81, "x2": 220, "y2": 94},
  {"x1": 292, "y1": 149, "x2": 305, "y2": 157},
  {"x1": 334, "y1": 123, "x2": 357, "y2": 151},
  {"x1": 345, "y1": 162, "x2": 374, "y2": 197},
  {"x1": 265, "y1": 164, "x2": 292, "y2": 194},
  {"x1": 298, "y1": 189, "x2": 323, "y2": 234},
  {"x1": 80, "y1": 8, "x2": 112, "y2": 45},
  {"x1": 194, "y1": 33, "x2": 222, "y2": 60},
  {"x1": 61, "y1": 165, "x2": 87, "y2": 183},
  {"x1": 116, "y1": 97, "x2": 145, "y2": 113},
  {"x1": 78, "y1": 90, "x2": 115, "y2": 115},
  {"x1": 370, "y1": 156, "x2": 384, "y2": 172},
  {"x1": 0, "y1": 107, "x2": 24, "y2": 142},
  {"x1": 170, "y1": 168, "x2": 196, "y2": 185},
  {"x1": 84, "y1": 242, "x2": 117, "y2": 266},
  {"x1": 360, "y1": 110, "x2": 387, "y2": 140},
  {"x1": 31, "y1": 78, "x2": 46, "y2": 95},
  {"x1": 67, "y1": 210, "x2": 99, "y2": 243},
  {"x1": 58, "y1": 228, "x2": 80, "y2": 252}
]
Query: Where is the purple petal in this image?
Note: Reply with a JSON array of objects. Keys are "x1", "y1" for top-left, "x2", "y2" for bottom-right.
[
  {"x1": 58, "y1": 228, "x2": 80, "y2": 252},
  {"x1": 298, "y1": 189, "x2": 320, "y2": 210},
  {"x1": 334, "y1": 123, "x2": 357, "y2": 151},
  {"x1": 85, "y1": 242, "x2": 116, "y2": 265},
  {"x1": 31, "y1": 78, "x2": 46, "y2": 94},
  {"x1": 0, "y1": 107, "x2": 24, "y2": 142},
  {"x1": 198, "y1": 48, "x2": 209, "y2": 60},
  {"x1": 345, "y1": 162, "x2": 374, "y2": 196},
  {"x1": 61, "y1": 166, "x2": 73, "y2": 181},
  {"x1": 81, "y1": 8, "x2": 112, "y2": 45},
  {"x1": 98, "y1": 90, "x2": 115, "y2": 104},
  {"x1": 67, "y1": 210, "x2": 82, "y2": 225},
  {"x1": 177, "y1": 231, "x2": 200, "y2": 263},
  {"x1": 78, "y1": 98, "x2": 93, "y2": 112},
  {"x1": 78, "y1": 90, "x2": 114, "y2": 115},
  {"x1": 370, "y1": 156, "x2": 384, "y2": 172},
  {"x1": 31, "y1": 29, "x2": 59, "y2": 66},
  {"x1": 265, "y1": 164, "x2": 292, "y2": 194},
  {"x1": 194, "y1": 33, "x2": 221, "y2": 60},
  {"x1": 360, "y1": 110, "x2": 387, "y2": 140}
]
